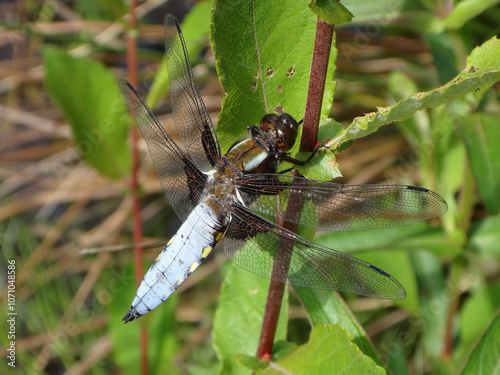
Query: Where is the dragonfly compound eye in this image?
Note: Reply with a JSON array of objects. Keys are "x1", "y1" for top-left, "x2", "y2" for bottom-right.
[{"x1": 276, "y1": 113, "x2": 299, "y2": 150}]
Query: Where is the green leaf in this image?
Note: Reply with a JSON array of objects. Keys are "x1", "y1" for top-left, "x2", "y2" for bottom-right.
[
  {"x1": 388, "y1": 71, "x2": 431, "y2": 153},
  {"x1": 44, "y1": 47, "x2": 131, "y2": 179},
  {"x1": 147, "y1": 1, "x2": 212, "y2": 108},
  {"x1": 184, "y1": 365, "x2": 217, "y2": 375},
  {"x1": 336, "y1": 55, "x2": 500, "y2": 145},
  {"x1": 460, "y1": 310, "x2": 500, "y2": 375},
  {"x1": 426, "y1": 32, "x2": 460, "y2": 84},
  {"x1": 318, "y1": 118, "x2": 345, "y2": 148},
  {"x1": 211, "y1": 0, "x2": 337, "y2": 153},
  {"x1": 445, "y1": 0, "x2": 500, "y2": 30},
  {"x1": 107, "y1": 265, "x2": 141, "y2": 375},
  {"x1": 285, "y1": 118, "x2": 344, "y2": 180},
  {"x1": 337, "y1": 0, "x2": 405, "y2": 22},
  {"x1": 459, "y1": 283, "x2": 500, "y2": 355},
  {"x1": 337, "y1": 0, "x2": 444, "y2": 33},
  {"x1": 260, "y1": 325, "x2": 385, "y2": 374},
  {"x1": 358, "y1": 251, "x2": 418, "y2": 313},
  {"x1": 106, "y1": 265, "x2": 180, "y2": 375},
  {"x1": 296, "y1": 149, "x2": 341, "y2": 180},
  {"x1": 147, "y1": 298, "x2": 180, "y2": 375},
  {"x1": 467, "y1": 37, "x2": 500, "y2": 72},
  {"x1": 235, "y1": 354, "x2": 270, "y2": 372},
  {"x1": 316, "y1": 222, "x2": 455, "y2": 257},
  {"x1": 411, "y1": 251, "x2": 446, "y2": 356},
  {"x1": 460, "y1": 113, "x2": 500, "y2": 214},
  {"x1": 469, "y1": 215, "x2": 500, "y2": 256},
  {"x1": 212, "y1": 265, "x2": 288, "y2": 375},
  {"x1": 309, "y1": 0, "x2": 354, "y2": 25},
  {"x1": 466, "y1": 36, "x2": 500, "y2": 102},
  {"x1": 295, "y1": 289, "x2": 387, "y2": 368}
]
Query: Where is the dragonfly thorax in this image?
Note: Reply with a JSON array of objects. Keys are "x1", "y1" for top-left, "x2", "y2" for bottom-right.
[
  {"x1": 202, "y1": 168, "x2": 242, "y2": 211},
  {"x1": 224, "y1": 113, "x2": 300, "y2": 174}
]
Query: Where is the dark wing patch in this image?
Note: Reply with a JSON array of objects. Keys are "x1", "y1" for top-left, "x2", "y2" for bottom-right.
[
  {"x1": 120, "y1": 81, "x2": 206, "y2": 221},
  {"x1": 224, "y1": 203, "x2": 406, "y2": 299}
]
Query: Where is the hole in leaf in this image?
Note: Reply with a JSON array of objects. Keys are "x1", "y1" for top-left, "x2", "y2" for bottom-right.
[
  {"x1": 265, "y1": 67, "x2": 275, "y2": 78},
  {"x1": 286, "y1": 66, "x2": 295, "y2": 78},
  {"x1": 251, "y1": 81, "x2": 258, "y2": 92},
  {"x1": 277, "y1": 85, "x2": 283, "y2": 93}
]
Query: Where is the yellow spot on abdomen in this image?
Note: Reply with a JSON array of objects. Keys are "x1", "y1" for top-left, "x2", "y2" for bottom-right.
[
  {"x1": 215, "y1": 231, "x2": 224, "y2": 242},
  {"x1": 166, "y1": 237, "x2": 174, "y2": 247},
  {"x1": 202, "y1": 246, "x2": 213, "y2": 259},
  {"x1": 189, "y1": 262, "x2": 200, "y2": 273}
]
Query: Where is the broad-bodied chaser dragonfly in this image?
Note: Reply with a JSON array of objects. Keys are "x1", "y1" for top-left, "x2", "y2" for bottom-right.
[{"x1": 120, "y1": 14, "x2": 447, "y2": 323}]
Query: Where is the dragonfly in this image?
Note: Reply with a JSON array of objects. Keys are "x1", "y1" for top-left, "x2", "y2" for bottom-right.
[{"x1": 120, "y1": 14, "x2": 448, "y2": 323}]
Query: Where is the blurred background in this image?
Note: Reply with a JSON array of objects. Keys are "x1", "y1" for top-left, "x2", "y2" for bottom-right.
[{"x1": 1, "y1": 0, "x2": 500, "y2": 374}]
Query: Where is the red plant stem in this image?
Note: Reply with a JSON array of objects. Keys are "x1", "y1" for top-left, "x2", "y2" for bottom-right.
[
  {"x1": 255, "y1": 281, "x2": 287, "y2": 360},
  {"x1": 302, "y1": 19, "x2": 334, "y2": 152},
  {"x1": 255, "y1": 18, "x2": 334, "y2": 360},
  {"x1": 442, "y1": 259, "x2": 462, "y2": 359},
  {"x1": 256, "y1": 170, "x2": 304, "y2": 360},
  {"x1": 126, "y1": 1, "x2": 148, "y2": 374}
]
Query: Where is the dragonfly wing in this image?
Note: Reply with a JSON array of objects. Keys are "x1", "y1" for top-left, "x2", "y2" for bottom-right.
[
  {"x1": 224, "y1": 203, "x2": 406, "y2": 299},
  {"x1": 164, "y1": 14, "x2": 221, "y2": 172},
  {"x1": 120, "y1": 80, "x2": 207, "y2": 221},
  {"x1": 238, "y1": 174, "x2": 448, "y2": 231}
]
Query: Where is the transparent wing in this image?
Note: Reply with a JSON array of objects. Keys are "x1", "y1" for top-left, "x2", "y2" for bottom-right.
[
  {"x1": 164, "y1": 14, "x2": 221, "y2": 172},
  {"x1": 120, "y1": 80, "x2": 207, "y2": 222},
  {"x1": 237, "y1": 174, "x2": 448, "y2": 231},
  {"x1": 224, "y1": 203, "x2": 406, "y2": 299}
]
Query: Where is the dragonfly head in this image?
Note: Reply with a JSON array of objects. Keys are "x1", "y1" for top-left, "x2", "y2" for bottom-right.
[{"x1": 259, "y1": 113, "x2": 299, "y2": 151}]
